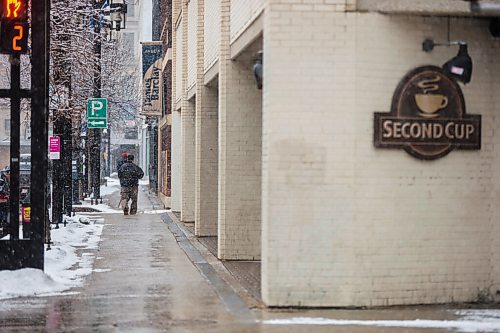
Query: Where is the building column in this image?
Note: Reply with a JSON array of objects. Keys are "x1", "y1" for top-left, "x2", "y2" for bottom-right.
[
  {"x1": 218, "y1": 0, "x2": 262, "y2": 260},
  {"x1": 181, "y1": 98, "x2": 196, "y2": 222},
  {"x1": 194, "y1": 0, "x2": 218, "y2": 236},
  {"x1": 170, "y1": 0, "x2": 182, "y2": 212},
  {"x1": 180, "y1": 0, "x2": 196, "y2": 222},
  {"x1": 195, "y1": 85, "x2": 218, "y2": 236},
  {"x1": 170, "y1": 110, "x2": 182, "y2": 212}
]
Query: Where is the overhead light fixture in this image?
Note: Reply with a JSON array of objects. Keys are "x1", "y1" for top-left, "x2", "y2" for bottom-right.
[
  {"x1": 252, "y1": 50, "x2": 263, "y2": 90},
  {"x1": 422, "y1": 39, "x2": 473, "y2": 84},
  {"x1": 468, "y1": 0, "x2": 500, "y2": 15}
]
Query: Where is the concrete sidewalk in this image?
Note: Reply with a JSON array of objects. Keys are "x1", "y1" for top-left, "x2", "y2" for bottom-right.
[
  {"x1": 1, "y1": 182, "x2": 499, "y2": 332},
  {"x1": 145, "y1": 193, "x2": 263, "y2": 310},
  {"x1": 0, "y1": 185, "x2": 258, "y2": 332},
  {"x1": 179, "y1": 220, "x2": 262, "y2": 307}
]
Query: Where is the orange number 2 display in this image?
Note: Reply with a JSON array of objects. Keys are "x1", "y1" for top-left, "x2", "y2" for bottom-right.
[{"x1": 12, "y1": 24, "x2": 22, "y2": 51}]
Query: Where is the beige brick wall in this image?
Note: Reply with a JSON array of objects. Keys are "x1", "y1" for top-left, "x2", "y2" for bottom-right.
[
  {"x1": 195, "y1": 0, "x2": 219, "y2": 236},
  {"x1": 262, "y1": 3, "x2": 500, "y2": 306},
  {"x1": 491, "y1": 39, "x2": 500, "y2": 302},
  {"x1": 187, "y1": 0, "x2": 198, "y2": 90},
  {"x1": 195, "y1": 84, "x2": 219, "y2": 236},
  {"x1": 204, "y1": 0, "x2": 220, "y2": 72},
  {"x1": 179, "y1": 0, "x2": 196, "y2": 222},
  {"x1": 230, "y1": 0, "x2": 265, "y2": 42},
  {"x1": 218, "y1": 0, "x2": 263, "y2": 260},
  {"x1": 171, "y1": 110, "x2": 182, "y2": 212},
  {"x1": 175, "y1": 17, "x2": 183, "y2": 104},
  {"x1": 181, "y1": 98, "x2": 196, "y2": 222},
  {"x1": 171, "y1": 0, "x2": 182, "y2": 212}
]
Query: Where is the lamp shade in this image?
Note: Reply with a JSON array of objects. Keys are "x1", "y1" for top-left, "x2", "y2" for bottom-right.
[
  {"x1": 253, "y1": 50, "x2": 263, "y2": 89},
  {"x1": 442, "y1": 44, "x2": 473, "y2": 84}
]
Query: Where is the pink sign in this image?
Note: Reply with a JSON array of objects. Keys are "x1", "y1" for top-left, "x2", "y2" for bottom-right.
[{"x1": 49, "y1": 136, "x2": 60, "y2": 160}]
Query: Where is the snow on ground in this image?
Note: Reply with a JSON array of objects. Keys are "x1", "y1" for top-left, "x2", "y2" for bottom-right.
[
  {"x1": 143, "y1": 209, "x2": 170, "y2": 214},
  {"x1": 77, "y1": 202, "x2": 122, "y2": 214},
  {"x1": 0, "y1": 218, "x2": 103, "y2": 300},
  {"x1": 99, "y1": 177, "x2": 121, "y2": 196},
  {"x1": 262, "y1": 312, "x2": 500, "y2": 332}
]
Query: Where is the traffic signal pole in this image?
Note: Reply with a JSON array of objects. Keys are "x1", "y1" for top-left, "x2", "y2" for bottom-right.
[
  {"x1": 91, "y1": 1, "x2": 104, "y2": 203},
  {"x1": 8, "y1": 54, "x2": 20, "y2": 240},
  {"x1": 29, "y1": 0, "x2": 50, "y2": 267},
  {"x1": 0, "y1": 0, "x2": 49, "y2": 270}
]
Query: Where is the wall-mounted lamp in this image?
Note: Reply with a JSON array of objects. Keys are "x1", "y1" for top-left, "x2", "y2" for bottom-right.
[
  {"x1": 252, "y1": 50, "x2": 263, "y2": 90},
  {"x1": 422, "y1": 39, "x2": 473, "y2": 84},
  {"x1": 106, "y1": 0, "x2": 127, "y2": 31}
]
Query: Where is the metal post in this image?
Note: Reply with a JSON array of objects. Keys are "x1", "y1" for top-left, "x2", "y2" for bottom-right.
[
  {"x1": 9, "y1": 55, "x2": 20, "y2": 240},
  {"x1": 52, "y1": 117, "x2": 63, "y2": 226},
  {"x1": 91, "y1": 1, "x2": 103, "y2": 203},
  {"x1": 63, "y1": 116, "x2": 72, "y2": 216},
  {"x1": 107, "y1": 128, "x2": 111, "y2": 177},
  {"x1": 29, "y1": 0, "x2": 49, "y2": 268}
]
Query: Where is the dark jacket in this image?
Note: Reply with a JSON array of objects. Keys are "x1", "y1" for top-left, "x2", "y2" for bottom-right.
[
  {"x1": 116, "y1": 158, "x2": 127, "y2": 173},
  {"x1": 118, "y1": 161, "x2": 144, "y2": 187}
]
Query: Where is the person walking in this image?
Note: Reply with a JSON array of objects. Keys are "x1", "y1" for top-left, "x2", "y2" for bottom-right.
[{"x1": 118, "y1": 154, "x2": 144, "y2": 215}]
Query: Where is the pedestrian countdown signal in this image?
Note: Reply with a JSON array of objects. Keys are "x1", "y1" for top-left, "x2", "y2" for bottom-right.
[
  {"x1": 4, "y1": 0, "x2": 27, "y2": 19},
  {"x1": 0, "y1": 0, "x2": 29, "y2": 54}
]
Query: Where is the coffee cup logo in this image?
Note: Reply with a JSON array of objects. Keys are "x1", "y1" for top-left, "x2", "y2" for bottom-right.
[
  {"x1": 415, "y1": 76, "x2": 448, "y2": 118},
  {"x1": 374, "y1": 66, "x2": 481, "y2": 160}
]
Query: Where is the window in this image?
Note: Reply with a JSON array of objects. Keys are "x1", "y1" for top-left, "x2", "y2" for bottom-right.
[
  {"x1": 124, "y1": 128, "x2": 137, "y2": 139},
  {"x1": 4, "y1": 119, "x2": 10, "y2": 135},
  {"x1": 123, "y1": 32, "x2": 135, "y2": 56},
  {"x1": 127, "y1": 0, "x2": 136, "y2": 17}
]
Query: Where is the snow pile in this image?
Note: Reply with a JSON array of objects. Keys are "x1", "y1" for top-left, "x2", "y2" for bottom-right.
[
  {"x1": 143, "y1": 209, "x2": 170, "y2": 214},
  {"x1": 0, "y1": 218, "x2": 103, "y2": 300},
  {"x1": 456, "y1": 310, "x2": 500, "y2": 322},
  {"x1": 75, "y1": 202, "x2": 122, "y2": 214},
  {"x1": 0, "y1": 268, "x2": 60, "y2": 299},
  {"x1": 262, "y1": 315, "x2": 500, "y2": 332},
  {"x1": 99, "y1": 177, "x2": 121, "y2": 196}
]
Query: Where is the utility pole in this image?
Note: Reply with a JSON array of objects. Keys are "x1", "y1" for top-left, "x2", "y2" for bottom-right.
[{"x1": 90, "y1": 0, "x2": 105, "y2": 203}]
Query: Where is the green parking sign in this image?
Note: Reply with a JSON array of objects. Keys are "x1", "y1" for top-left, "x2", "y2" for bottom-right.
[{"x1": 87, "y1": 98, "x2": 107, "y2": 128}]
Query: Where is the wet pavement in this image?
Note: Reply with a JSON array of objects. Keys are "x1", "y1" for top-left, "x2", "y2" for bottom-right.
[{"x1": 0, "y1": 184, "x2": 499, "y2": 332}]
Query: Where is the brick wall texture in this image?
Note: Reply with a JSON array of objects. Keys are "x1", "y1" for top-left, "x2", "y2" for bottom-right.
[
  {"x1": 230, "y1": 0, "x2": 265, "y2": 42},
  {"x1": 218, "y1": 0, "x2": 263, "y2": 260},
  {"x1": 262, "y1": 1, "x2": 500, "y2": 307},
  {"x1": 170, "y1": 0, "x2": 182, "y2": 212},
  {"x1": 180, "y1": 0, "x2": 196, "y2": 222},
  {"x1": 187, "y1": 0, "x2": 197, "y2": 89},
  {"x1": 175, "y1": 19, "x2": 183, "y2": 104},
  {"x1": 169, "y1": 0, "x2": 500, "y2": 307},
  {"x1": 204, "y1": 0, "x2": 219, "y2": 72},
  {"x1": 195, "y1": 0, "x2": 219, "y2": 236}
]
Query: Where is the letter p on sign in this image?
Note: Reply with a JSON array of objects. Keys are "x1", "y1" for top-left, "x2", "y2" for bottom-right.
[
  {"x1": 91, "y1": 100, "x2": 103, "y2": 115},
  {"x1": 87, "y1": 98, "x2": 107, "y2": 119}
]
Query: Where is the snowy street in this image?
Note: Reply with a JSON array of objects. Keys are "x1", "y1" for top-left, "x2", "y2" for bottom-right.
[{"x1": 0, "y1": 179, "x2": 499, "y2": 332}]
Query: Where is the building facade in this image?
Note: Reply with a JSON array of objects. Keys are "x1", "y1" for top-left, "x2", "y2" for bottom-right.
[{"x1": 161, "y1": 0, "x2": 500, "y2": 307}]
